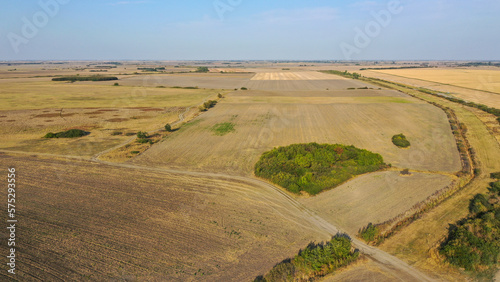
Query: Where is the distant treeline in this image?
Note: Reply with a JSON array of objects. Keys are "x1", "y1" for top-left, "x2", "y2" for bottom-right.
[
  {"x1": 138, "y1": 67, "x2": 165, "y2": 72},
  {"x1": 255, "y1": 143, "x2": 386, "y2": 195},
  {"x1": 414, "y1": 87, "x2": 500, "y2": 124},
  {"x1": 321, "y1": 70, "x2": 361, "y2": 79},
  {"x1": 52, "y1": 75, "x2": 118, "y2": 82},
  {"x1": 440, "y1": 173, "x2": 500, "y2": 272},
  {"x1": 457, "y1": 62, "x2": 500, "y2": 67},
  {"x1": 255, "y1": 236, "x2": 359, "y2": 282},
  {"x1": 360, "y1": 66, "x2": 435, "y2": 70}
]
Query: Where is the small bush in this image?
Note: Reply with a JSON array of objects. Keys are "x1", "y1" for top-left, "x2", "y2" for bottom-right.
[
  {"x1": 131, "y1": 151, "x2": 140, "y2": 154},
  {"x1": 125, "y1": 132, "x2": 136, "y2": 136},
  {"x1": 218, "y1": 93, "x2": 223, "y2": 98},
  {"x1": 360, "y1": 223, "x2": 379, "y2": 242},
  {"x1": 491, "y1": 172, "x2": 500, "y2": 179},
  {"x1": 164, "y1": 124, "x2": 172, "y2": 132},
  {"x1": 241, "y1": 87, "x2": 248, "y2": 90},
  {"x1": 111, "y1": 131, "x2": 122, "y2": 136},
  {"x1": 113, "y1": 82, "x2": 119, "y2": 86},
  {"x1": 136, "y1": 131, "x2": 148, "y2": 139},
  {"x1": 392, "y1": 134, "x2": 410, "y2": 148}
]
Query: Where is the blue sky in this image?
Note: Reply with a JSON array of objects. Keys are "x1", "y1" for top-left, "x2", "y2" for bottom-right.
[{"x1": 0, "y1": 0, "x2": 498, "y2": 60}]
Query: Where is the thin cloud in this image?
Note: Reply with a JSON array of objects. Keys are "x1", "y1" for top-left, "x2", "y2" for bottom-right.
[
  {"x1": 109, "y1": 1, "x2": 151, "y2": 6},
  {"x1": 255, "y1": 7, "x2": 338, "y2": 24}
]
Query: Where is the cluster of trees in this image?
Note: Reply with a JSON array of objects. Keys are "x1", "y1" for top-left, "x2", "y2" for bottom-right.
[
  {"x1": 44, "y1": 129, "x2": 89, "y2": 138},
  {"x1": 392, "y1": 134, "x2": 411, "y2": 148},
  {"x1": 440, "y1": 172, "x2": 500, "y2": 272},
  {"x1": 254, "y1": 143, "x2": 386, "y2": 195},
  {"x1": 195, "y1": 66, "x2": 209, "y2": 73},
  {"x1": 52, "y1": 75, "x2": 118, "y2": 82},
  {"x1": 199, "y1": 100, "x2": 217, "y2": 111},
  {"x1": 255, "y1": 236, "x2": 359, "y2": 282},
  {"x1": 321, "y1": 70, "x2": 361, "y2": 79}
]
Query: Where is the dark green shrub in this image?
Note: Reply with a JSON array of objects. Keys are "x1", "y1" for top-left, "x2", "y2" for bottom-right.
[
  {"x1": 392, "y1": 134, "x2": 410, "y2": 148},
  {"x1": 491, "y1": 172, "x2": 500, "y2": 179},
  {"x1": 241, "y1": 87, "x2": 248, "y2": 90},
  {"x1": 195, "y1": 67, "x2": 209, "y2": 73},
  {"x1": 136, "y1": 131, "x2": 148, "y2": 139},
  {"x1": 44, "y1": 129, "x2": 89, "y2": 138},
  {"x1": 164, "y1": 124, "x2": 172, "y2": 132},
  {"x1": 52, "y1": 75, "x2": 118, "y2": 82}
]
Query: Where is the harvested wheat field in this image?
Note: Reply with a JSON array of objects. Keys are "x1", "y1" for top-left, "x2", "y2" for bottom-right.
[
  {"x1": 364, "y1": 68, "x2": 500, "y2": 108},
  {"x1": 0, "y1": 153, "x2": 329, "y2": 281},
  {"x1": 134, "y1": 85, "x2": 461, "y2": 175},
  {"x1": 300, "y1": 171, "x2": 454, "y2": 234}
]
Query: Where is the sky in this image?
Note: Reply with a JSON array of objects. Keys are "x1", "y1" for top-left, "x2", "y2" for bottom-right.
[{"x1": 0, "y1": 0, "x2": 499, "y2": 61}]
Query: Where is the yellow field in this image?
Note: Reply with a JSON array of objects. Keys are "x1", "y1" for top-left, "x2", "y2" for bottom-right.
[
  {"x1": 373, "y1": 68, "x2": 500, "y2": 93},
  {"x1": 251, "y1": 71, "x2": 340, "y2": 80}
]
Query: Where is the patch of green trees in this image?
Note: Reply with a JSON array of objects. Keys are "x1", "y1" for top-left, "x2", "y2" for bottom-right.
[
  {"x1": 392, "y1": 134, "x2": 411, "y2": 148},
  {"x1": 440, "y1": 173, "x2": 500, "y2": 272},
  {"x1": 254, "y1": 143, "x2": 386, "y2": 195},
  {"x1": 255, "y1": 235, "x2": 359, "y2": 281},
  {"x1": 195, "y1": 67, "x2": 209, "y2": 73}
]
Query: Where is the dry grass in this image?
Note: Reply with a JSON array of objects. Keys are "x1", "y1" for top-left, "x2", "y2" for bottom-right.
[
  {"x1": 0, "y1": 80, "x2": 218, "y2": 110},
  {"x1": 0, "y1": 108, "x2": 183, "y2": 156}
]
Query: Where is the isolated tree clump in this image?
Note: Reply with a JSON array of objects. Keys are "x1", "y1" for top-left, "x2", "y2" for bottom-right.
[
  {"x1": 164, "y1": 124, "x2": 172, "y2": 132},
  {"x1": 44, "y1": 129, "x2": 89, "y2": 138},
  {"x1": 440, "y1": 181, "x2": 500, "y2": 272},
  {"x1": 255, "y1": 235, "x2": 359, "y2": 281},
  {"x1": 392, "y1": 134, "x2": 411, "y2": 148},
  {"x1": 254, "y1": 143, "x2": 386, "y2": 195},
  {"x1": 195, "y1": 66, "x2": 209, "y2": 73}
]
